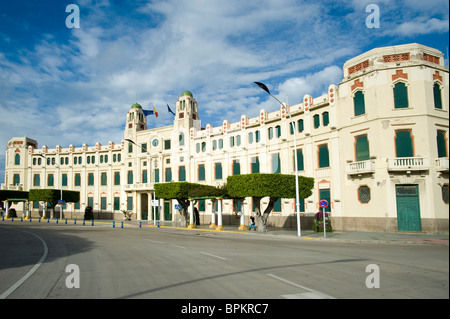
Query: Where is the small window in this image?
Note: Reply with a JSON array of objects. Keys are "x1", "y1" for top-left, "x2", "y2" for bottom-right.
[
  {"x1": 15, "y1": 153, "x2": 20, "y2": 165},
  {"x1": 313, "y1": 114, "x2": 320, "y2": 128},
  {"x1": 275, "y1": 125, "x2": 281, "y2": 138},
  {"x1": 248, "y1": 132, "x2": 253, "y2": 144},
  {"x1": 179, "y1": 166, "x2": 186, "y2": 182},
  {"x1": 198, "y1": 164, "x2": 205, "y2": 181},
  {"x1": 88, "y1": 173, "x2": 94, "y2": 186},
  {"x1": 318, "y1": 144, "x2": 330, "y2": 168},
  {"x1": 298, "y1": 119, "x2": 304, "y2": 132},
  {"x1": 179, "y1": 133, "x2": 185, "y2": 146},
  {"x1": 358, "y1": 186, "x2": 371, "y2": 203},
  {"x1": 215, "y1": 163, "x2": 222, "y2": 180},
  {"x1": 268, "y1": 127, "x2": 273, "y2": 140},
  {"x1": 433, "y1": 83, "x2": 443, "y2": 109},
  {"x1": 353, "y1": 91, "x2": 366, "y2": 116},
  {"x1": 141, "y1": 143, "x2": 147, "y2": 153},
  {"x1": 164, "y1": 140, "x2": 171, "y2": 150},
  {"x1": 322, "y1": 112, "x2": 329, "y2": 127},
  {"x1": 393, "y1": 82, "x2": 409, "y2": 109}
]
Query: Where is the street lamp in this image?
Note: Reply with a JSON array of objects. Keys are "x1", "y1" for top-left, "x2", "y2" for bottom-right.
[{"x1": 254, "y1": 82, "x2": 302, "y2": 237}]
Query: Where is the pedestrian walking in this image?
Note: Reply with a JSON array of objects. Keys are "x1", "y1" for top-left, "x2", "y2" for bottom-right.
[{"x1": 249, "y1": 216, "x2": 256, "y2": 231}]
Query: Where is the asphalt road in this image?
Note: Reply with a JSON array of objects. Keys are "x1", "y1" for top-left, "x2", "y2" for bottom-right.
[{"x1": 0, "y1": 223, "x2": 448, "y2": 300}]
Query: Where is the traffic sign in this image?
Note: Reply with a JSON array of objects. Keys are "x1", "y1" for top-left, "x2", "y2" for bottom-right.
[
  {"x1": 319, "y1": 199, "x2": 328, "y2": 208},
  {"x1": 175, "y1": 204, "x2": 181, "y2": 210},
  {"x1": 58, "y1": 200, "x2": 65, "y2": 205}
]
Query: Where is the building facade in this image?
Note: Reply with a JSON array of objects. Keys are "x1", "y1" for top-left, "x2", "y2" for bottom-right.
[{"x1": 3, "y1": 43, "x2": 449, "y2": 233}]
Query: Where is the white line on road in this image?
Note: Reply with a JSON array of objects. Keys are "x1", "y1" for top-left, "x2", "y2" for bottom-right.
[
  {"x1": 200, "y1": 252, "x2": 226, "y2": 260},
  {"x1": 267, "y1": 274, "x2": 335, "y2": 299},
  {"x1": 0, "y1": 227, "x2": 49, "y2": 299},
  {"x1": 170, "y1": 244, "x2": 187, "y2": 249}
]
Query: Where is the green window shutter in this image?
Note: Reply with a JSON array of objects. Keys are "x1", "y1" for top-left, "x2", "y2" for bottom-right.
[
  {"x1": 299, "y1": 198, "x2": 305, "y2": 212},
  {"x1": 393, "y1": 82, "x2": 409, "y2": 109},
  {"x1": 88, "y1": 173, "x2": 94, "y2": 186},
  {"x1": 198, "y1": 164, "x2": 205, "y2": 181},
  {"x1": 251, "y1": 157, "x2": 260, "y2": 173},
  {"x1": 199, "y1": 199, "x2": 205, "y2": 212},
  {"x1": 215, "y1": 163, "x2": 222, "y2": 180},
  {"x1": 114, "y1": 172, "x2": 120, "y2": 185},
  {"x1": 273, "y1": 198, "x2": 281, "y2": 212},
  {"x1": 142, "y1": 170, "x2": 148, "y2": 183},
  {"x1": 179, "y1": 166, "x2": 186, "y2": 182},
  {"x1": 101, "y1": 197, "x2": 106, "y2": 210},
  {"x1": 75, "y1": 201, "x2": 80, "y2": 210},
  {"x1": 219, "y1": 139, "x2": 223, "y2": 149},
  {"x1": 62, "y1": 174, "x2": 68, "y2": 187},
  {"x1": 230, "y1": 136, "x2": 234, "y2": 147},
  {"x1": 114, "y1": 197, "x2": 120, "y2": 211},
  {"x1": 255, "y1": 131, "x2": 260, "y2": 142},
  {"x1": 127, "y1": 196, "x2": 132, "y2": 210},
  {"x1": 14, "y1": 174, "x2": 20, "y2": 185},
  {"x1": 314, "y1": 115, "x2": 320, "y2": 128},
  {"x1": 272, "y1": 153, "x2": 280, "y2": 173},
  {"x1": 322, "y1": 112, "x2": 329, "y2": 126},
  {"x1": 165, "y1": 168, "x2": 172, "y2": 182},
  {"x1": 355, "y1": 135, "x2": 370, "y2": 161},
  {"x1": 48, "y1": 174, "x2": 54, "y2": 186},
  {"x1": 88, "y1": 197, "x2": 93, "y2": 208},
  {"x1": 434, "y1": 83, "x2": 443, "y2": 109},
  {"x1": 233, "y1": 160, "x2": 240, "y2": 175},
  {"x1": 268, "y1": 127, "x2": 273, "y2": 140},
  {"x1": 276, "y1": 125, "x2": 281, "y2": 138},
  {"x1": 437, "y1": 131, "x2": 447, "y2": 158},
  {"x1": 179, "y1": 133, "x2": 185, "y2": 146},
  {"x1": 128, "y1": 143, "x2": 133, "y2": 153},
  {"x1": 212, "y1": 140, "x2": 217, "y2": 150},
  {"x1": 154, "y1": 169, "x2": 159, "y2": 183},
  {"x1": 318, "y1": 145, "x2": 330, "y2": 168},
  {"x1": 34, "y1": 174, "x2": 40, "y2": 187},
  {"x1": 196, "y1": 143, "x2": 200, "y2": 153},
  {"x1": 248, "y1": 132, "x2": 253, "y2": 143},
  {"x1": 15, "y1": 154, "x2": 20, "y2": 165},
  {"x1": 354, "y1": 91, "x2": 366, "y2": 116},
  {"x1": 298, "y1": 119, "x2": 304, "y2": 132},
  {"x1": 101, "y1": 172, "x2": 107, "y2": 186},
  {"x1": 75, "y1": 173, "x2": 81, "y2": 186},
  {"x1": 395, "y1": 130, "x2": 413, "y2": 157},
  {"x1": 290, "y1": 122, "x2": 295, "y2": 135},
  {"x1": 141, "y1": 143, "x2": 147, "y2": 153},
  {"x1": 296, "y1": 149, "x2": 304, "y2": 171},
  {"x1": 127, "y1": 171, "x2": 133, "y2": 184}
]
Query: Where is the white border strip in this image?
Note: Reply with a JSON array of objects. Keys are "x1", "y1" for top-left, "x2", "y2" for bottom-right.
[{"x1": 0, "y1": 227, "x2": 48, "y2": 299}]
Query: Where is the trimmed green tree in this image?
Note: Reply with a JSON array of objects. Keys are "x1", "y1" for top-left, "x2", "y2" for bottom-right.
[
  {"x1": 154, "y1": 182, "x2": 226, "y2": 226},
  {"x1": 227, "y1": 173, "x2": 314, "y2": 232},
  {"x1": 29, "y1": 189, "x2": 80, "y2": 219}
]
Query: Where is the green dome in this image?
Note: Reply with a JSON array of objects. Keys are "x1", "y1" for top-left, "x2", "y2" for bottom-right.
[
  {"x1": 131, "y1": 103, "x2": 142, "y2": 109},
  {"x1": 181, "y1": 91, "x2": 193, "y2": 97}
]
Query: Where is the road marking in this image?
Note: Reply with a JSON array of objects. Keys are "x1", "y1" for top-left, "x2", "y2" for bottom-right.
[
  {"x1": 266, "y1": 274, "x2": 335, "y2": 299},
  {"x1": 0, "y1": 227, "x2": 48, "y2": 299},
  {"x1": 170, "y1": 244, "x2": 186, "y2": 249},
  {"x1": 200, "y1": 252, "x2": 226, "y2": 260},
  {"x1": 144, "y1": 239, "x2": 164, "y2": 244}
]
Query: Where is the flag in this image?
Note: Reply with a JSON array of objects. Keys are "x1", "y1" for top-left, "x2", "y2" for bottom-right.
[
  {"x1": 143, "y1": 109, "x2": 154, "y2": 116},
  {"x1": 143, "y1": 107, "x2": 158, "y2": 118},
  {"x1": 167, "y1": 104, "x2": 176, "y2": 116}
]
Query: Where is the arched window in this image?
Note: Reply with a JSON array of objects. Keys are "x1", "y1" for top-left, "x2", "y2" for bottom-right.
[
  {"x1": 393, "y1": 82, "x2": 409, "y2": 109},
  {"x1": 14, "y1": 153, "x2": 20, "y2": 165},
  {"x1": 353, "y1": 91, "x2": 365, "y2": 116},
  {"x1": 179, "y1": 133, "x2": 185, "y2": 146},
  {"x1": 433, "y1": 83, "x2": 443, "y2": 109}
]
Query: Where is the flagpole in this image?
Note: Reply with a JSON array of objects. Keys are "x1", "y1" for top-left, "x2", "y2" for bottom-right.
[{"x1": 254, "y1": 82, "x2": 302, "y2": 237}]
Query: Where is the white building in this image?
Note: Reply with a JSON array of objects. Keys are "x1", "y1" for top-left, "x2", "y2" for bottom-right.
[{"x1": 3, "y1": 43, "x2": 449, "y2": 233}]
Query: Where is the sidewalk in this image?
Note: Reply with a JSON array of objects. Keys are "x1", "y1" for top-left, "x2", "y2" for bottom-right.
[{"x1": 128, "y1": 220, "x2": 449, "y2": 245}]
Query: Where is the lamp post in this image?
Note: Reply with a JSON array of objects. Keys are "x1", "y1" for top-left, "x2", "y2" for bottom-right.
[{"x1": 254, "y1": 82, "x2": 302, "y2": 237}]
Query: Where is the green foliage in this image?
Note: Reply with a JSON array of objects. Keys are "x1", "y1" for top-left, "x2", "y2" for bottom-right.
[
  {"x1": 154, "y1": 182, "x2": 227, "y2": 199},
  {"x1": 0, "y1": 190, "x2": 29, "y2": 202},
  {"x1": 28, "y1": 189, "x2": 80, "y2": 204},
  {"x1": 227, "y1": 173, "x2": 314, "y2": 199}
]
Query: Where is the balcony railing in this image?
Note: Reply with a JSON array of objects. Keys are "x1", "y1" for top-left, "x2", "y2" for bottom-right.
[
  {"x1": 346, "y1": 160, "x2": 375, "y2": 175},
  {"x1": 387, "y1": 157, "x2": 430, "y2": 171},
  {"x1": 1, "y1": 184, "x2": 23, "y2": 191},
  {"x1": 435, "y1": 157, "x2": 449, "y2": 172}
]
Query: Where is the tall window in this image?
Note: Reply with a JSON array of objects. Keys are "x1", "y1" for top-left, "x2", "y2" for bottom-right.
[
  {"x1": 255, "y1": 131, "x2": 260, "y2": 143},
  {"x1": 395, "y1": 130, "x2": 414, "y2": 157},
  {"x1": 393, "y1": 82, "x2": 409, "y2": 109},
  {"x1": 353, "y1": 91, "x2": 366, "y2": 116},
  {"x1": 198, "y1": 164, "x2": 205, "y2": 181},
  {"x1": 313, "y1": 114, "x2": 320, "y2": 128},
  {"x1": 437, "y1": 130, "x2": 448, "y2": 158},
  {"x1": 272, "y1": 153, "x2": 280, "y2": 173},
  {"x1": 165, "y1": 168, "x2": 172, "y2": 182},
  {"x1": 434, "y1": 83, "x2": 443, "y2": 109},
  {"x1": 15, "y1": 153, "x2": 20, "y2": 165},
  {"x1": 355, "y1": 135, "x2": 370, "y2": 162},
  {"x1": 322, "y1": 112, "x2": 329, "y2": 126},
  {"x1": 75, "y1": 173, "x2": 81, "y2": 186},
  {"x1": 101, "y1": 172, "x2": 107, "y2": 186},
  {"x1": 154, "y1": 169, "x2": 160, "y2": 183},
  {"x1": 251, "y1": 157, "x2": 260, "y2": 173},
  {"x1": 295, "y1": 149, "x2": 304, "y2": 171},
  {"x1": 141, "y1": 143, "x2": 147, "y2": 153},
  {"x1": 127, "y1": 171, "x2": 133, "y2": 184},
  {"x1": 13, "y1": 174, "x2": 20, "y2": 185},
  {"x1": 62, "y1": 174, "x2": 68, "y2": 187},
  {"x1": 179, "y1": 133, "x2": 185, "y2": 146},
  {"x1": 33, "y1": 174, "x2": 40, "y2": 187},
  {"x1": 114, "y1": 197, "x2": 120, "y2": 211},
  {"x1": 179, "y1": 166, "x2": 186, "y2": 182},
  {"x1": 275, "y1": 125, "x2": 281, "y2": 138},
  {"x1": 101, "y1": 197, "x2": 107, "y2": 210},
  {"x1": 268, "y1": 127, "x2": 273, "y2": 140},
  {"x1": 232, "y1": 160, "x2": 240, "y2": 175},
  {"x1": 215, "y1": 163, "x2": 222, "y2": 180},
  {"x1": 48, "y1": 174, "x2": 54, "y2": 187},
  {"x1": 113, "y1": 172, "x2": 120, "y2": 185},
  {"x1": 88, "y1": 173, "x2": 94, "y2": 186},
  {"x1": 297, "y1": 119, "x2": 304, "y2": 132},
  {"x1": 318, "y1": 144, "x2": 330, "y2": 168},
  {"x1": 142, "y1": 170, "x2": 148, "y2": 183}
]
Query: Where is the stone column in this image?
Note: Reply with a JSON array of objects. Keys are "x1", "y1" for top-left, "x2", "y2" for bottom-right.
[
  {"x1": 216, "y1": 198, "x2": 224, "y2": 231},
  {"x1": 188, "y1": 199, "x2": 196, "y2": 229},
  {"x1": 210, "y1": 199, "x2": 216, "y2": 228}
]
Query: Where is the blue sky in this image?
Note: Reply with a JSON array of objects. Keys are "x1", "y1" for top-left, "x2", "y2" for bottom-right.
[{"x1": 0, "y1": 0, "x2": 449, "y2": 183}]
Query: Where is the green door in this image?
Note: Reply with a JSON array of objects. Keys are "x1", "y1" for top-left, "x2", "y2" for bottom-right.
[
  {"x1": 396, "y1": 185, "x2": 421, "y2": 232},
  {"x1": 164, "y1": 201, "x2": 171, "y2": 221}
]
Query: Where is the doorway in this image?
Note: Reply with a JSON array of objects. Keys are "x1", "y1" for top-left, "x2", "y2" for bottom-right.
[{"x1": 396, "y1": 185, "x2": 421, "y2": 232}]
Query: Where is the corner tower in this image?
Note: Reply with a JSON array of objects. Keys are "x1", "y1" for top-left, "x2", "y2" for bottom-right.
[
  {"x1": 124, "y1": 103, "x2": 147, "y2": 140},
  {"x1": 174, "y1": 91, "x2": 200, "y2": 130}
]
